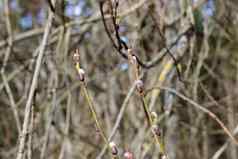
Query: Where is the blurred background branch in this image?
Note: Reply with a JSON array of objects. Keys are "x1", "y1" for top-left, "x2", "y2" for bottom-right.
[{"x1": 0, "y1": 0, "x2": 238, "y2": 159}]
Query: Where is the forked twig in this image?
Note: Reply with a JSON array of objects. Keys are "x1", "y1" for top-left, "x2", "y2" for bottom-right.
[{"x1": 99, "y1": 0, "x2": 193, "y2": 83}]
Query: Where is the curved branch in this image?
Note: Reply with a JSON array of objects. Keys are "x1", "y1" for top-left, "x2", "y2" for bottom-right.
[{"x1": 146, "y1": 86, "x2": 238, "y2": 145}]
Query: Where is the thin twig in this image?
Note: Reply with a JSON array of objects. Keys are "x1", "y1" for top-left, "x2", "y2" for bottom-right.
[
  {"x1": 0, "y1": 0, "x2": 148, "y2": 49},
  {"x1": 212, "y1": 125, "x2": 238, "y2": 159},
  {"x1": 96, "y1": 83, "x2": 136, "y2": 159},
  {"x1": 1, "y1": 0, "x2": 21, "y2": 135},
  {"x1": 146, "y1": 86, "x2": 238, "y2": 145},
  {"x1": 16, "y1": 8, "x2": 54, "y2": 159},
  {"x1": 1, "y1": 73, "x2": 21, "y2": 133},
  {"x1": 27, "y1": 105, "x2": 34, "y2": 159},
  {"x1": 150, "y1": 12, "x2": 183, "y2": 81},
  {"x1": 40, "y1": 89, "x2": 57, "y2": 159},
  {"x1": 81, "y1": 83, "x2": 109, "y2": 145},
  {"x1": 58, "y1": 89, "x2": 71, "y2": 159}
]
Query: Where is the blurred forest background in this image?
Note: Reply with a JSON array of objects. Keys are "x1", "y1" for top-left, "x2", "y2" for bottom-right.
[{"x1": 0, "y1": 0, "x2": 238, "y2": 159}]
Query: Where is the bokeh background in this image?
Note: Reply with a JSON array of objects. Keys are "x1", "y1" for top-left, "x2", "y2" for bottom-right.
[{"x1": 0, "y1": 0, "x2": 238, "y2": 159}]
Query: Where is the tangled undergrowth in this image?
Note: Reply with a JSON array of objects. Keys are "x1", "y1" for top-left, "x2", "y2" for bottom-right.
[{"x1": 0, "y1": 0, "x2": 238, "y2": 159}]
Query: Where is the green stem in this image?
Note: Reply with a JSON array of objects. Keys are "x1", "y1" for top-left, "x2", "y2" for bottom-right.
[
  {"x1": 82, "y1": 84, "x2": 109, "y2": 145},
  {"x1": 82, "y1": 84, "x2": 121, "y2": 159},
  {"x1": 141, "y1": 96, "x2": 169, "y2": 159}
]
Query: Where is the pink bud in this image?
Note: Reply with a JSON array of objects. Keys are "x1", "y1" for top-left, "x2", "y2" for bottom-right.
[
  {"x1": 161, "y1": 155, "x2": 167, "y2": 159},
  {"x1": 130, "y1": 55, "x2": 137, "y2": 65},
  {"x1": 109, "y1": 142, "x2": 118, "y2": 156},
  {"x1": 124, "y1": 151, "x2": 134, "y2": 159},
  {"x1": 73, "y1": 49, "x2": 80, "y2": 63},
  {"x1": 152, "y1": 124, "x2": 161, "y2": 137},
  {"x1": 77, "y1": 68, "x2": 85, "y2": 82},
  {"x1": 135, "y1": 80, "x2": 144, "y2": 94}
]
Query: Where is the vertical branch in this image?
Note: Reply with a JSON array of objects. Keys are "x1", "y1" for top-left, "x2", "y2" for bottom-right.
[
  {"x1": 1, "y1": 0, "x2": 21, "y2": 136},
  {"x1": 73, "y1": 50, "x2": 115, "y2": 158},
  {"x1": 108, "y1": 0, "x2": 128, "y2": 50},
  {"x1": 27, "y1": 105, "x2": 34, "y2": 159},
  {"x1": 99, "y1": 2, "x2": 121, "y2": 55},
  {"x1": 127, "y1": 49, "x2": 169, "y2": 159},
  {"x1": 99, "y1": 1, "x2": 129, "y2": 59},
  {"x1": 47, "y1": 0, "x2": 55, "y2": 13},
  {"x1": 1, "y1": 73, "x2": 21, "y2": 133},
  {"x1": 40, "y1": 89, "x2": 57, "y2": 159},
  {"x1": 81, "y1": 84, "x2": 109, "y2": 145},
  {"x1": 107, "y1": 0, "x2": 122, "y2": 49},
  {"x1": 16, "y1": 5, "x2": 54, "y2": 159},
  {"x1": 58, "y1": 90, "x2": 71, "y2": 159}
]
